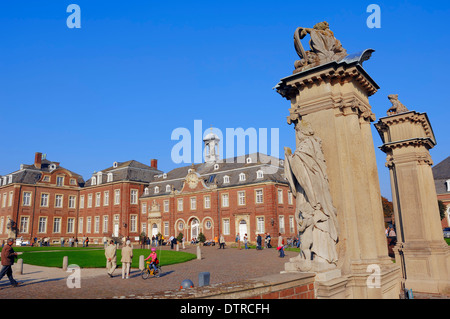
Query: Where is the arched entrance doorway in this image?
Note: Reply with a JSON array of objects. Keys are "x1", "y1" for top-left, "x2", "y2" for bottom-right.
[
  {"x1": 151, "y1": 223, "x2": 158, "y2": 237},
  {"x1": 191, "y1": 218, "x2": 199, "y2": 240},
  {"x1": 239, "y1": 220, "x2": 247, "y2": 242}
]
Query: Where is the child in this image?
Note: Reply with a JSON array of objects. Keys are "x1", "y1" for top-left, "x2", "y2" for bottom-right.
[{"x1": 145, "y1": 247, "x2": 158, "y2": 273}]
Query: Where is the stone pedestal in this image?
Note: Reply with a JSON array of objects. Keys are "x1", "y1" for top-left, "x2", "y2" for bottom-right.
[
  {"x1": 276, "y1": 54, "x2": 401, "y2": 299},
  {"x1": 375, "y1": 110, "x2": 450, "y2": 295}
]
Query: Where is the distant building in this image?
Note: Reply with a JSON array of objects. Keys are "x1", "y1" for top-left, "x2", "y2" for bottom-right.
[
  {"x1": 433, "y1": 156, "x2": 450, "y2": 228},
  {"x1": 0, "y1": 141, "x2": 296, "y2": 244},
  {"x1": 0, "y1": 152, "x2": 83, "y2": 245}
]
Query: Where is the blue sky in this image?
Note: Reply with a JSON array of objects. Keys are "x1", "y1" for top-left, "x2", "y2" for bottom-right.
[{"x1": 1, "y1": 1, "x2": 449, "y2": 200}]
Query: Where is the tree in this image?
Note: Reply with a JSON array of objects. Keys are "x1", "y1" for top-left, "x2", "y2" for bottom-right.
[
  {"x1": 198, "y1": 232, "x2": 206, "y2": 243},
  {"x1": 381, "y1": 196, "x2": 394, "y2": 219},
  {"x1": 438, "y1": 200, "x2": 446, "y2": 220}
]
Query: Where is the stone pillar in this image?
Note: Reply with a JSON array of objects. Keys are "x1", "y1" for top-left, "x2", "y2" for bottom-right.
[
  {"x1": 375, "y1": 109, "x2": 450, "y2": 295},
  {"x1": 276, "y1": 56, "x2": 401, "y2": 299}
]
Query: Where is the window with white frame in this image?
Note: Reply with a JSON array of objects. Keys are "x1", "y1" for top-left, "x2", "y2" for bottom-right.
[
  {"x1": 94, "y1": 216, "x2": 100, "y2": 233},
  {"x1": 279, "y1": 215, "x2": 285, "y2": 233},
  {"x1": 95, "y1": 193, "x2": 101, "y2": 207},
  {"x1": 91, "y1": 176, "x2": 96, "y2": 186},
  {"x1": 204, "y1": 195, "x2": 211, "y2": 209},
  {"x1": 53, "y1": 217, "x2": 61, "y2": 233},
  {"x1": 223, "y1": 219, "x2": 230, "y2": 235},
  {"x1": 103, "y1": 216, "x2": 108, "y2": 233},
  {"x1": 55, "y1": 195, "x2": 63, "y2": 208},
  {"x1": 107, "y1": 173, "x2": 113, "y2": 182},
  {"x1": 257, "y1": 170, "x2": 264, "y2": 179},
  {"x1": 78, "y1": 217, "x2": 83, "y2": 233},
  {"x1": 8, "y1": 191, "x2": 13, "y2": 207},
  {"x1": 222, "y1": 193, "x2": 229, "y2": 207},
  {"x1": 130, "y1": 189, "x2": 138, "y2": 204},
  {"x1": 56, "y1": 176, "x2": 64, "y2": 186},
  {"x1": 256, "y1": 217, "x2": 265, "y2": 234},
  {"x1": 130, "y1": 215, "x2": 137, "y2": 232},
  {"x1": 20, "y1": 216, "x2": 29, "y2": 233},
  {"x1": 278, "y1": 189, "x2": 283, "y2": 204},
  {"x1": 223, "y1": 175, "x2": 230, "y2": 184},
  {"x1": 142, "y1": 202, "x2": 147, "y2": 214},
  {"x1": 177, "y1": 198, "x2": 183, "y2": 212},
  {"x1": 190, "y1": 197, "x2": 196, "y2": 210},
  {"x1": 164, "y1": 200, "x2": 169, "y2": 212},
  {"x1": 67, "y1": 218, "x2": 75, "y2": 233},
  {"x1": 0, "y1": 217, "x2": 4, "y2": 234},
  {"x1": 40, "y1": 193, "x2": 50, "y2": 207},
  {"x1": 104, "y1": 191, "x2": 109, "y2": 206},
  {"x1": 87, "y1": 217, "x2": 92, "y2": 233},
  {"x1": 87, "y1": 194, "x2": 93, "y2": 208},
  {"x1": 288, "y1": 191, "x2": 293, "y2": 205},
  {"x1": 255, "y1": 189, "x2": 263, "y2": 204},
  {"x1": 238, "y1": 191, "x2": 246, "y2": 206},
  {"x1": 154, "y1": 186, "x2": 159, "y2": 194},
  {"x1": 69, "y1": 195, "x2": 76, "y2": 209},
  {"x1": 23, "y1": 192, "x2": 32, "y2": 206},
  {"x1": 144, "y1": 187, "x2": 149, "y2": 195},
  {"x1": 166, "y1": 185, "x2": 171, "y2": 193},
  {"x1": 2, "y1": 193, "x2": 7, "y2": 208},
  {"x1": 164, "y1": 222, "x2": 169, "y2": 236},
  {"x1": 80, "y1": 195, "x2": 85, "y2": 209},
  {"x1": 289, "y1": 216, "x2": 295, "y2": 233},
  {"x1": 114, "y1": 189, "x2": 120, "y2": 205},
  {"x1": 38, "y1": 217, "x2": 47, "y2": 233},
  {"x1": 239, "y1": 173, "x2": 246, "y2": 182}
]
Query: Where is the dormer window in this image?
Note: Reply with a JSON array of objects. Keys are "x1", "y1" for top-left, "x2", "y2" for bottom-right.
[
  {"x1": 8, "y1": 175, "x2": 12, "y2": 184},
  {"x1": 107, "y1": 173, "x2": 113, "y2": 182},
  {"x1": 446, "y1": 179, "x2": 450, "y2": 192},
  {"x1": 97, "y1": 172, "x2": 102, "y2": 185},
  {"x1": 91, "y1": 176, "x2": 97, "y2": 186},
  {"x1": 257, "y1": 170, "x2": 264, "y2": 179},
  {"x1": 223, "y1": 175, "x2": 230, "y2": 184},
  {"x1": 144, "y1": 187, "x2": 149, "y2": 195},
  {"x1": 246, "y1": 157, "x2": 252, "y2": 164},
  {"x1": 154, "y1": 186, "x2": 160, "y2": 194},
  {"x1": 113, "y1": 162, "x2": 118, "y2": 168},
  {"x1": 166, "y1": 185, "x2": 171, "y2": 192},
  {"x1": 214, "y1": 164, "x2": 219, "y2": 170},
  {"x1": 239, "y1": 173, "x2": 246, "y2": 182},
  {"x1": 163, "y1": 173, "x2": 167, "y2": 179}
]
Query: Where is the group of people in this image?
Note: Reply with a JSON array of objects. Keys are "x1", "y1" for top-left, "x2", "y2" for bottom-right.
[{"x1": 104, "y1": 240, "x2": 159, "y2": 279}]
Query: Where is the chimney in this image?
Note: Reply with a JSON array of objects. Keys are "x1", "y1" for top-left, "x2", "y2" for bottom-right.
[
  {"x1": 34, "y1": 152, "x2": 42, "y2": 169},
  {"x1": 151, "y1": 159, "x2": 158, "y2": 170}
]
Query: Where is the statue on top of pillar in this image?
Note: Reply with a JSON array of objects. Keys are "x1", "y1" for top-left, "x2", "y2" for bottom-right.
[{"x1": 293, "y1": 21, "x2": 348, "y2": 74}]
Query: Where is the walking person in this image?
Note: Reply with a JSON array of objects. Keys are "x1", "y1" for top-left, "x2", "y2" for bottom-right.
[
  {"x1": 219, "y1": 234, "x2": 225, "y2": 249},
  {"x1": 105, "y1": 240, "x2": 117, "y2": 278},
  {"x1": 256, "y1": 233, "x2": 262, "y2": 250},
  {"x1": 0, "y1": 238, "x2": 20, "y2": 288},
  {"x1": 277, "y1": 233, "x2": 285, "y2": 258},
  {"x1": 121, "y1": 240, "x2": 133, "y2": 279},
  {"x1": 244, "y1": 233, "x2": 248, "y2": 250}
]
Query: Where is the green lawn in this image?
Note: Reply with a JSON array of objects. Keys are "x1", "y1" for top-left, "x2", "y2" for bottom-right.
[{"x1": 2, "y1": 247, "x2": 196, "y2": 269}]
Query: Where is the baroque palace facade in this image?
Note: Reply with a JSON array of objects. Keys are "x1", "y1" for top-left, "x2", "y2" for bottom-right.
[{"x1": 0, "y1": 135, "x2": 296, "y2": 244}]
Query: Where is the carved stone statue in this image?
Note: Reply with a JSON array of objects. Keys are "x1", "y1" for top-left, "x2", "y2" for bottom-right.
[
  {"x1": 387, "y1": 94, "x2": 409, "y2": 116},
  {"x1": 293, "y1": 21, "x2": 348, "y2": 73},
  {"x1": 284, "y1": 120, "x2": 339, "y2": 271}
]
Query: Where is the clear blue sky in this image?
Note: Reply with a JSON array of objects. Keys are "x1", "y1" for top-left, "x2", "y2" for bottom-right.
[{"x1": 1, "y1": 0, "x2": 449, "y2": 200}]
